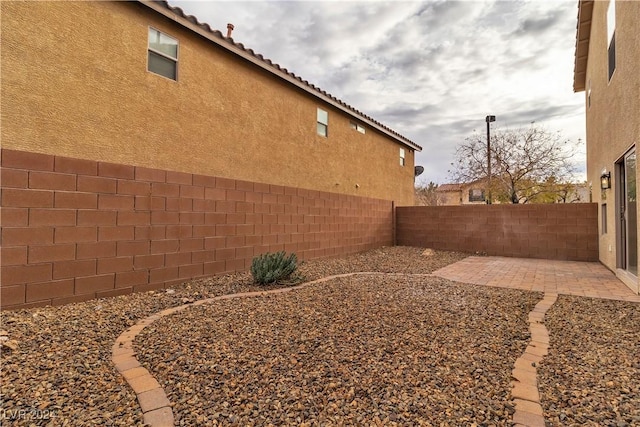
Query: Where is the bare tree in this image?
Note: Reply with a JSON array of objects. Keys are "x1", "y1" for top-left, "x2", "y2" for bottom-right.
[
  {"x1": 449, "y1": 126, "x2": 579, "y2": 204},
  {"x1": 415, "y1": 181, "x2": 441, "y2": 206},
  {"x1": 526, "y1": 178, "x2": 591, "y2": 204}
]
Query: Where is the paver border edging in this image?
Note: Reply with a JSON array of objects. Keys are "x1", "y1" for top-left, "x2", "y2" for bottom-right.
[
  {"x1": 511, "y1": 292, "x2": 558, "y2": 427},
  {"x1": 111, "y1": 272, "x2": 374, "y2": 426},
  {"x1": 112, "y1": 271, "x2": 545, "y2": 426}
]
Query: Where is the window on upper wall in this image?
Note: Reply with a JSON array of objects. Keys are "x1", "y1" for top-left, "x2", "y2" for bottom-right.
[
  {"x1": 350, "y1": 121, "x2": 365, "y2": 134},
  {"x1": 399, "y1": 148, "x2": 406, "y2": 166},
  {"x1": 317, "y1": 108, "x2": 328, "y2": 137},
  {"x1": 607, "y1": 0, "x2": 616, "y2": 82},
  {"x1": 148, "y1": 28, "x2": 178, "y2": 80}
]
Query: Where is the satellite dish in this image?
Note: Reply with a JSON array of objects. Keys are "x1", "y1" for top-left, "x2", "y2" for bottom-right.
[{"x1": 414, "y1": 166, "x2": 424, "y2": 177}]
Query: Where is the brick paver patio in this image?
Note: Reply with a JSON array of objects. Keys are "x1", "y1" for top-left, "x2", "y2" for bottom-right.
[{"x1": 432, "y1": 256, "x2": 640, "y2": 302}]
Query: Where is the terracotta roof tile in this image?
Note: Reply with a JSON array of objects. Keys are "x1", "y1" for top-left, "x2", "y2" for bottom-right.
[
  {"x1": 151, "y1": 1, "x2": 421, "y2": 151},
  {"x1": 436, "y1": 184, "x2": 462, "y2": 192}
]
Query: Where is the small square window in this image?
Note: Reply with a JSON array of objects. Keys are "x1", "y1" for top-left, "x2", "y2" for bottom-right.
[
  {"x1": 469, "y1": 189, "x2": 485, "y2": 202},
  {"x1": 350, "y1": 121, "x2": 365, "y2": 134},
  {"x1": 148, "y1": 28, "x2": 178, "y2": 80},
  {"x1": 317, "y1": 108, "x2": 328, "y2": 137},
  {"x1": 399, "y1": 148, "x2": 406, "y2": 166}
]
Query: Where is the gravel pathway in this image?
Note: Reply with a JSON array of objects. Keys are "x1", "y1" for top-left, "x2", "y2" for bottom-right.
[{"x1": 538, "y1": 295, "x2": 640, "y2": 426}]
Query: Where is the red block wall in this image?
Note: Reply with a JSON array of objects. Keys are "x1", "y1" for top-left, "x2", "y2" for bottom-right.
[
  {"x1": 0, "y1": 149, "x2": 393, "y2": 310},
  {"x1": 396, "y1": 204, "x2": 598, "y2": 261}
]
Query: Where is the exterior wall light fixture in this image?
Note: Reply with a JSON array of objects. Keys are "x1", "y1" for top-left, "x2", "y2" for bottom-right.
[{"x1": 600, "y1": 171, "x2": 611, "y2": 190}]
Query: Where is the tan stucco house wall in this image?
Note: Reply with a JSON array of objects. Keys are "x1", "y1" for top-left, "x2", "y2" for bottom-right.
[
  {"x1": 436, "y1": 187, "x2": 464, "y2": 206},
  {"x1": 435, "y1": 181, "x2": 487, "y2": 206},
  {"x1": 1, "y1": 0, "x2": 419, "y2": 206},
  {"x1": 574, "y1": 0, "x2": 640, "y2": 293}
]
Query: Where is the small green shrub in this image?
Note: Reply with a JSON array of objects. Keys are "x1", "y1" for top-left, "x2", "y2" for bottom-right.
[{"x1": 251, "y1": 251, "x2": 298, "y2": 285}]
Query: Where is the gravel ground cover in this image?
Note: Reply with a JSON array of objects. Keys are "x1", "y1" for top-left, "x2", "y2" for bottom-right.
[
  {"x1": 135, "y1": 276, "x2": 541, "y2": 426},
  {"x1": 10, "y1": 246, "x2": 635, "y2": 427},
  {"x1": 538, "y1": 295, "x2": 640, "y2": 427},
  {"x1": 0, "y1": 247, "x2": 466, "y2": 426}
]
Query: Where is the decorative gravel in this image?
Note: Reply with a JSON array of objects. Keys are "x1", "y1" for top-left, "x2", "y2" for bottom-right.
[
  {"x1": 0, "y1": 247, "x2": 465, "y2": 426},
  {"x1": 4, "y1": 246, "x2": 636, "y2": 426},
  {"x1": 136, "y1": 276, "x2": 541, "y2": 425},
  {"x1": 538, "y1": 295, "x2": 640, "y2": 427}
]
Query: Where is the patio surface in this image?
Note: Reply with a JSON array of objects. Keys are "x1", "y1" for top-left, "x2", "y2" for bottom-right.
[{"x1": 432, "y1": 256, "x2": 640, "y2": 302}]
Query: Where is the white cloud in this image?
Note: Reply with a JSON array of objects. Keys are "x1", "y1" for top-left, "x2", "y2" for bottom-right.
[{"x1": 171, "y1": 0, "x2": 586, "y2": 184}]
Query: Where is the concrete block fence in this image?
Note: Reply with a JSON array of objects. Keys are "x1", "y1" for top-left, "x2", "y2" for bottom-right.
[
  {"x1": 0, "y1": 149, "x2": 393, "y2": 310},
  {"x1": 0, "y1": 148, "x2": 600, "y2": 310},
  {"x1": 396, "y1": 204, "x2": 598, "y2": 262}
]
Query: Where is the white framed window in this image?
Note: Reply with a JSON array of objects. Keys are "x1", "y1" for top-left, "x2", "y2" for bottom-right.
[
  {"x1": 350, "y1": 121, "x2": 365, "y2": 134},
  {"x1": 148, "y1": 27, "x2": 178, "y2": 80},
  {"x1": 607, "y1": 0, "x2": 616, "y2": 81},
  {"x1": 399, "y1": 148, "x2": 406, "y2": 166},
  {"x1": 317, "y1": 108, "x2": 328, "y2": 137}
]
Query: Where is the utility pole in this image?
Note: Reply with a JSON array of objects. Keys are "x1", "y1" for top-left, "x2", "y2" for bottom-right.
[{"x1": 485, "y1": 115, "x2": 496, "y2": 204}]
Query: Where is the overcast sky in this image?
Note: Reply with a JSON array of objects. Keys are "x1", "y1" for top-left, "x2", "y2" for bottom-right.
[{"x1": 171, "y1": 0, "x2": 586, "y2": 185}]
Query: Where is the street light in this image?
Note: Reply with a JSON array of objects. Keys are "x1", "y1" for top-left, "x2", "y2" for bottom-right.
[{"x1": 486, "y1": 115, "x2": 496, "y2": 204}]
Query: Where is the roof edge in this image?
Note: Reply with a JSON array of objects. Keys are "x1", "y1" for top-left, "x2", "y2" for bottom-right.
[
  {"x1": 573, "y1": 0, "x2": 594, "y2": 92},
  {"x1": 138, "y1": 0, "x2": 422, "y2": 151}
]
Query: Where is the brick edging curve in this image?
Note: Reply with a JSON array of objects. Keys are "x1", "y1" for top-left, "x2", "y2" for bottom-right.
[
  {"x1": 111, "y1": 272, "x2": 369, "y2": 426},
  {"x1": 111, "y1": 272, "x2": 550, "y2": 426},
  {"x1": 511, "y1": 293, "x2": 557, "y2": 427}
]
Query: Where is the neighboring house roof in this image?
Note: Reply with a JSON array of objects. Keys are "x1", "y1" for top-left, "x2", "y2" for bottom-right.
[
  {"x1": 436, "y1": 183, "x2": 462, "y2": 192},
  {"x1": 437, "y1": 178, "x2": 487, "y2": 192},
  {"x1": 140, "y1": 1, "x2": 422, "y2": 152},
  {"x1": 573, "y1": 0, "x2": 594, "y2": 92}
]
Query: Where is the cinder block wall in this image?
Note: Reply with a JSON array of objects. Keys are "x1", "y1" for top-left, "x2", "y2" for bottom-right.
[
  {"x1": 0, "y1": 149, "x2": 393, "y2": 310},
  {"x1": 396, "y1": 204, "x2": 598, "y2": 261}
]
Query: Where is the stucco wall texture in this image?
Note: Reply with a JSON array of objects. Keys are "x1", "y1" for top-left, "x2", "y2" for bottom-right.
[
  {"x1": 0, "y1": 149, "x2": 393, "y2": 310},
  {"x1": 396, "y1": 204, "x2": 598, "y2": 261},
  {"x1": 1, "y1": 1, "x2": 416, "y2": 207},
  {"x1": 584, "y1": 1, "x2": 640, "y2": 273}
]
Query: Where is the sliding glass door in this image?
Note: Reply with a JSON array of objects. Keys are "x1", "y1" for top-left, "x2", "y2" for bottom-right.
[{"x1": 617, "y1": 148, "x2": 637, "y2": 276}]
